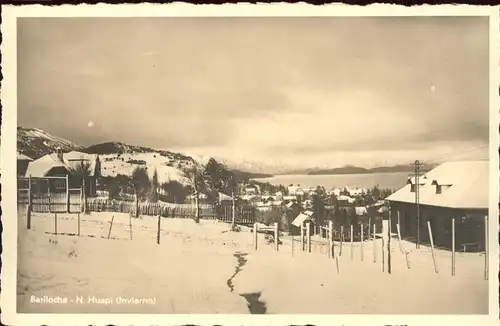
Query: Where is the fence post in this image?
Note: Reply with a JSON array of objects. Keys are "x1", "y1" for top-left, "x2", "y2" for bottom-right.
[
  {"x1": 452, "y1": 218, "x2": 455, "y2": 276},
  {"x1": 157, "y1": 215, "x2": 161, "y2": 245},
  {"x1": 388, "y1": 210, "x2": 392, "y2": 274},
  {"x1": 373, "y1": 223, "x2": 376, "y2": 263},
  {"x1": 368, "y1": 217, "x2": 371, "y2": 240},
  {"x1": 340, "y1": 225, "x2": 344, "y2": 256},
  {"x1": 135, "y1": 191, "x2": 139, "y2": 218},
  {"x1": 65, "y1": 174, "x2": 70, "y2": 213},
  {"x1": 129, "y1": 211, "x2": 133, "y2": 240},
  {"x1": 300, "y1": 224, "x2": 305, "y2": 251},
  {"x1": 292, "y1": 234, "x2": 295, "y2": 257},
  {"x1": 397, "y1": 223, "x2": 404, "y2": 253},
  {"x1": 484, "y1": 215, "x2": 489, "y2": 280},
  {"x1": 54, "y1": 212, "x2": 58, "y2": 235},
  {"x1": 77, "y1": 212, "x2": 81, "y2": 236},
  {"x1": 306, "y1": 222, "x2": 311, "y2": 253},
  {"x1": 253, "y1": 223, "x2": 258, "y2": 250},
  {"x1": 427, "y1": 221, "x2": 439, "y2": 273},
  {"x1": 382, "y1": 220, "x2": 386, "y2": 272},
  {"x1": 26, "y1": 204, "x2": 32, "y2": 230},
  {"x1": 350, "y1": 224, "x2": 354, "y2": 260},
  {"x1": 28, "y1": 174, "x2": 32, "y2": 206},
  {"x1": 397, "y1": 223, "x2": 410, "y2": 269},
  {"x1": 328, "y1": 220, "x2": 333, "y2": 258},
  {"x1": 107, "y1": 215, "x2": 115, "y2": 240},
  {"x1": 274, "y1": 222, "x2": 279, "y2": 251},
  {"x1": 360, "y1": 223, "x2": 364, "y2": 262}
]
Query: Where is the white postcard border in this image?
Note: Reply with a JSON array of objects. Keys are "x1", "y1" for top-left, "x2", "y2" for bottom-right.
[{"x1": 1, "y1": 4, "x2": 499, "y2": 326}]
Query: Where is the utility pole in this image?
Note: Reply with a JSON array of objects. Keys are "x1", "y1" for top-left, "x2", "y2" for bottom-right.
[{"x1": 410, "y1": 160, "x2": 423, "y2": 249}]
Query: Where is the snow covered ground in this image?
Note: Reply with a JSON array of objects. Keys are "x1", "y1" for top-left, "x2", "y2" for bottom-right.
[
  {"x1": 99, "y1": 153, "x2": 190, "y2": 185},
  {"x1": 17, "y1": 209, "x2": 488, "y2": 314}
]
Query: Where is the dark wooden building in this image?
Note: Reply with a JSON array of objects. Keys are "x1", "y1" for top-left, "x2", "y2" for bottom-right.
[{"x1": 386, "y1": 161, "x2": 488, "y2": 252}]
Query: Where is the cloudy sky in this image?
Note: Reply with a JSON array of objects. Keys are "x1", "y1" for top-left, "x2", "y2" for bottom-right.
[{"x1": 18, "y1": 17, "x2": 490, "y2": 172}]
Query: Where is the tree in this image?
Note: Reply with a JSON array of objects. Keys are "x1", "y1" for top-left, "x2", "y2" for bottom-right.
[
  {"x1": 106, "y1": 180, "x2": 120, "y2": 200},
  {"x1": 160, "y1": 180, "x2": 190, "y2": 204},
  {"x1": 184, "y1": 164, "x2": 207, "y2": 223},
  {"x1": 203, "y1": 158, "x2": 239, "y2": 229},
  {"x1": 69, "y1": 160, "x2": 92, "y2": 214},
  {"x1": 150, "y1": 168, "x2": 159, "y2": 202},
  {"x1": 311, "y1": 189, "x2": 326, "y2": 234},
  {"x1": 131, "y1": 167, "x2": 151, "y2": 217},
  {"x1": 132, "y1": 167, "x2": 151, "y2": 200},
  {"x1": 115, "y1": 174, "x2": 132, "y2": 195}
]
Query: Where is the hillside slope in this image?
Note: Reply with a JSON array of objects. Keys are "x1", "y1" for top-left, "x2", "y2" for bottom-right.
[{"x1": 17, "y1": 127, "x2": 80, "y2": 160}]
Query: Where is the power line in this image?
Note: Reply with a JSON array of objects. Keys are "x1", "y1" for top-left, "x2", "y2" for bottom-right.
[
  {"x1": 409, "y1": 160, "x2": 424, "y2": 249},
  {"x1": 424, "y1": 145, "x2": 489, "y2": 164}
]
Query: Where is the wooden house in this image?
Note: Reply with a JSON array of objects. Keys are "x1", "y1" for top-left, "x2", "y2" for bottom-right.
[
  {"x1": 385, "y1": 161, "x2": 488, "y2": 251},
  {"x1": 24, "y1": 149, "x2": 101, "y2": 196}
]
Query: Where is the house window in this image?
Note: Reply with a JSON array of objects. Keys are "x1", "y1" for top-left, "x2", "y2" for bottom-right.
[
  {"x1": 53, "y1": 179, "x2": 66, "y2": 191},
  {"x1": 410, "y1": 184, "x2": 416, "y2": 192},
  {"x1": 436, "y1": 185, "x2": 442, "y2": 194}
]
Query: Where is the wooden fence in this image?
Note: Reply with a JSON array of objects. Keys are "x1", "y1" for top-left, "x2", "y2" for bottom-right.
[
  {"x1": 216, "y1": 205, "x2": 256, "y2": 225},
  {"x1": 84, "y1": 198, "x2": 257, "y2": 224},
  {"x1": 86, "y1": 199, "x2": 217, "y2": 218},
  {"x1": 18, "y1": 188, "x2": 82, "y2": 213}
]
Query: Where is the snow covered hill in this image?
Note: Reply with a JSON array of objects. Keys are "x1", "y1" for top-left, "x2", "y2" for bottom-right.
[
  {"x1": 94, "y1": 150, "x2": 195, "y2": 185},
  {"x1": 17, "y1": 127, "x2": 198, "y2": 185},
  {"x1": 17, "y1": 127, "x2": 80, "y2": 160}
]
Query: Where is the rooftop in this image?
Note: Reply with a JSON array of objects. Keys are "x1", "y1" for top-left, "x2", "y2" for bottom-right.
[{"x1": 386, "y1": 160, "x2": 489, "y2": 210}]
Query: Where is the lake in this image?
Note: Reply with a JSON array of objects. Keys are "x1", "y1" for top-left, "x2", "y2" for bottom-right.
[{"x1": 253, "y1": 172, "x2": 411, "y2": 191}]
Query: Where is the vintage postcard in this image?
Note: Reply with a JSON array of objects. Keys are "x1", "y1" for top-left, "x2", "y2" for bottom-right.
[{"x1": 1, "y1": 3, "x2": 499, "y2": 326}]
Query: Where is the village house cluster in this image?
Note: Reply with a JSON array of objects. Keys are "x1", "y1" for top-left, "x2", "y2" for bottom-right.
[{"x1": 16, "y1": 148, "x2": 489, "y2": 251}]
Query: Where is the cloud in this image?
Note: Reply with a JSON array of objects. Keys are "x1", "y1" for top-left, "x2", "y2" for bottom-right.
[{"x1": 16, "y1": 17, "x2": 489, "y2": 168}]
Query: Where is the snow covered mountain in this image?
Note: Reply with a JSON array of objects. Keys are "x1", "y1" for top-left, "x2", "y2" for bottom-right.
[
  {"x1": 17, "y1": 127, "x2": 80, "y2": 159},
  {"x1": 16, "y1": 127, "x2": 197, "y2": 185},
  {"x1": 83, "y1": 142, "x2": 197, "y2": 185}
]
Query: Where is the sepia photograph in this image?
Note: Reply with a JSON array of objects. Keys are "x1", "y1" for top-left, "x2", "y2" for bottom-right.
[{"x1": 1, "y1": 4, "x2": 499, "y2": 326}]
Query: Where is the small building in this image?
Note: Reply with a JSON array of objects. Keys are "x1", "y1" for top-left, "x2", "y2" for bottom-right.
[
  {"x1": 291, "y1": 212, "x2": 315, "y2": 236},
  {"x1": 385, "y1": 161, "x2": 488, "y2": 251},
  {"x1": 25, "y1": 149, "x2": 101, "y2": 196},
  {"x1": 244, "y1": 185, "x2": 259, "y2": 195},
  {"x1": 218, "y1": 192, "x2": 233, "y2": 204},
  {"x1": 288, "y1": 185, "x2": 305, "y2": 196},
  {"x1": 17, "y1": 152, "x2": 33, "y2": 177},
  {"x1": 283, "y1": 195, "x2": 298, "y2": 202}
]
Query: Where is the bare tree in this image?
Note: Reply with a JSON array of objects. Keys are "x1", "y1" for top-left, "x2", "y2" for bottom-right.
[
  {"x1": 184, "y1": 164, "x2": 207, "y2": 223},
  {"x1": 131, "y1": 167, "x2": 150, "y2": 218},
  {"x1": 69, "y1": 161, "x2": 92, "y2": 214}
]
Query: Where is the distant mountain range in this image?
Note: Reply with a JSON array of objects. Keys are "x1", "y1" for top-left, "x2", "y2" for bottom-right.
[
  {"x1": 17, "y1": 126, "x2": 437, "y2": 181},
  {"x1": 16, "y1": 127, "x2": 271, "y2": 182},
  {"x1": 295, "y1": 164, "x2": 437, "y2": 175},
  {"x1": 17, "y1": 127, "x2": 80, "y2": 159}
]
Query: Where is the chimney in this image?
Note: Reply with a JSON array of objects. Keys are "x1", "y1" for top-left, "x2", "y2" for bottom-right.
[{"x1": 56, "y1": 147, "x2": 63, "y2": 162}]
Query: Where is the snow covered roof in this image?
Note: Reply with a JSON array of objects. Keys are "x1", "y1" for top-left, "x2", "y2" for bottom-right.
[
  {"x1": 25, "y1": 151, "x2": 99, "y2": 178},
  {"x1": 218, "y1": 192, "x2": 233, "y2": 202},
  {"x1": 386, "y1": 161, "x2": 488, "y2": 210},
  {"x1": 355, "y1": 206, "x2": 368, "y2": 216},
  {"x1": 25, "y1": 154, "x2": 68, "y2": 177},
  {"x1": 407, "y1": 176, "x2": 428, "y2": 185},
  {"x1": 17, "y1": 152, "x2": 33, "y2": 161},
  {"x1": 64, "y1": 151, "x2": 99, "y2": 175},
  {"x1": 241, "y1": 194, "x2": 258, "y2": 201},
  {"x1": 303, "y1": 210, "x2": 314, "y2": 217},
  {"x1": 292, "y1": 213, "x2": 312, "y2": 227},
  {"x1": 337, "y1": 195, "x2": 355, "y2": 203}
]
